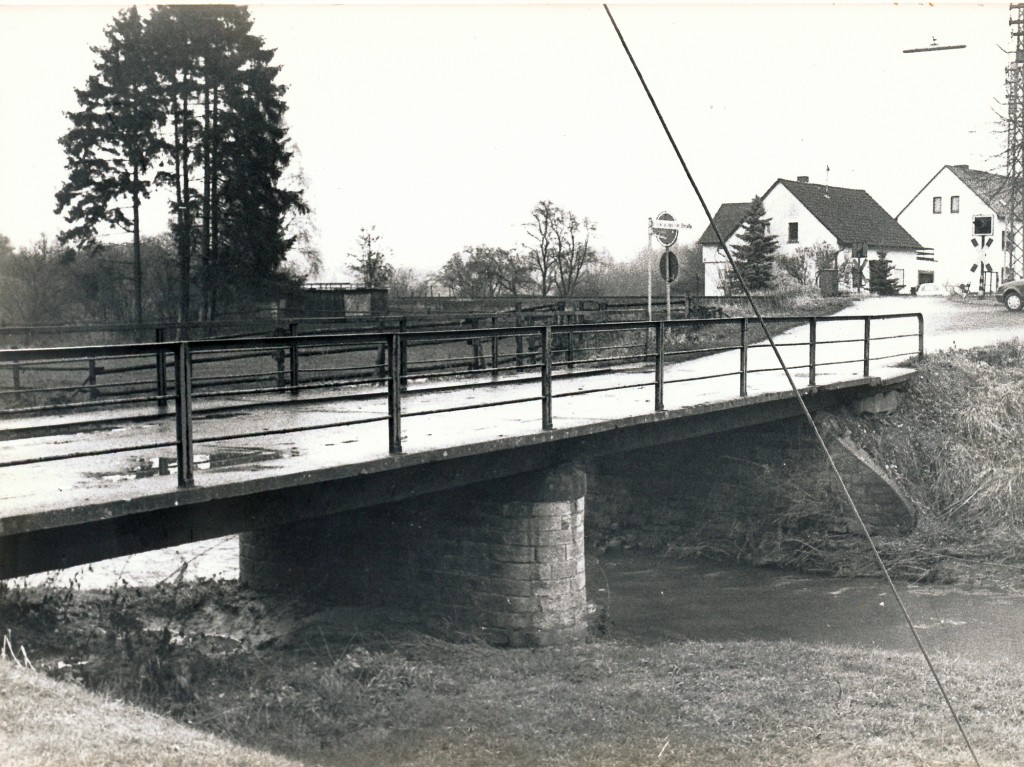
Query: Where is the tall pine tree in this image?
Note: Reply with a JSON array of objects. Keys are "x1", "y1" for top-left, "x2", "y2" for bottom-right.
[
  {"x1": 729, "y1": 196, "x2": 779, "y2": 293},
  {"x1": 55, "y1": 6, "x2": 162, "y2": 333},
  {"x1": 58, "y1": 5, "x2": 309, "y2": 333},
  {"x1": 147, "y1": 4, "x2": 307, "y2": 324}
]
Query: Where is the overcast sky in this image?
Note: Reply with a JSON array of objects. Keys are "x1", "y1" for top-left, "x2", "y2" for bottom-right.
[{"x1": 0, "y1": 2, "x2": 1013, "y2": 281}]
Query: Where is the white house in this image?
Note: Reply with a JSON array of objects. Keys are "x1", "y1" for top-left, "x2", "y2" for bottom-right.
[
  {"x1": 701, "y1": 177, "x2": 922, "y2": 297},
  {"x1": 896, "y1": 164, "x2": 1010, "y2": 293}
]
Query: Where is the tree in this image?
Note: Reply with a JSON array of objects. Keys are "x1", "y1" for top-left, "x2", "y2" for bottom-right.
[
  {"x1": 551, "y1": 212, "x2": 598, "y2": 297},
  {"x1": 0, "y1": 236, "x2": 77, "y2": 325},
  {"x1": 348, "y1": 227, "x2": 394, "y2": 288},
  {"x1": 436, "y1": 246, "x2": 532, "y2": 297},
  {"x1": 56, "y1": 6, "x2": 308, "y2": 332},
  {"x1": 55, "y1": 6, "x2": 162, "y2": 333},
  {"x1": 730, "y1": 196, "x2": 779, "y2": 292},
  {"x1": 524, "y1": 200, "x2": 559, "y2": 296},
  {"x1": 147, "y1": 5, "x2": 308, "y2": 326},
  {"x1": 868, "y1": 255, "x2": 901, "y2": 295},
  {"x1": 523, "y1": 200, "x2": 600, "y2": 297}
]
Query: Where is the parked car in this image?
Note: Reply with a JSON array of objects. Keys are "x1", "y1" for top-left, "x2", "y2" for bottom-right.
[
  {"x1": 915, "y1": 282, "x2": 947, "y2": 297},
  {"x1": 995, "y1": 279, "x2": 1024, "y2": 311}
]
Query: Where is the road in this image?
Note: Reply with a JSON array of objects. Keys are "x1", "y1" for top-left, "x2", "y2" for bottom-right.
[{"x1": 833, "y1": 294, "x2": 1024, "y2": 352}]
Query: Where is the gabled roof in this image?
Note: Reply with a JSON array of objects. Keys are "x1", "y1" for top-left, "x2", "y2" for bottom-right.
[
  {"x1": 946, "y1": 165, "x2": 1010, "y2": 219},
  {"x1": 897, "y1": 164, "x2": 1011, "y2": 220},
  {"x1": 697, "y1": 202, "x2": 749, "y2": 246},
  {"x1": 768, "y1": 178, "x2": 923, "y2": 251}
]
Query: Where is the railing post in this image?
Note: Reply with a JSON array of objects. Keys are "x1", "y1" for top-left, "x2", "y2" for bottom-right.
[
  {"x1": 655, "y1": 321, "x2": 665, "y2": 411},
  {"x1": 388, "y1": 332, "x2": 403, "y2": 454},
  {"x1": 739, "y1": 317, "x2": 748, "y2": 397},
  {"x1": 399, "y1": 317, "x2": 409, "y2": 390},
  {"x1": 273, "y1": 327, "x2": 287, "y2": 390},
  {"x1": 156, "y1": 327, "x2": 168, "y2": 411},
  {"x1": 917, "y1": 313, "x2": 925, "y2": 360},
  {"x1": 289, "y1": 322, "x2": 300, "y2": 396},
  {"x1": 11, "y1": 359, "x2": 21, "y2": 404},
  {"x1": 808, "y1": 317, "x2": 817, "y2": 387},
  {"x1": 566, "y1": 314, "x2": 575, "y2": 371},
  {"x1": 490, "y1": 315, "x2": 500, "y2": 381},
  {"x1": 471, "y1": 318, "x2": 484, "y2": 371},
  {"x1": 375, "y1": 319, "x2": 386, "y2": 383},
  {"x1": 863, "y1": 317, "x2": 871, "y2": 377},
  {"x1": 88, "y1": 356, "x2": 98, "y2": 400},
  {"x1": 515, "y1": 302, "x2": 524, "y2": 372},
  {"x1": 541, "y1": 324, "x2": 553, "y2": 430},
  {"x1": 174, "y1": 342, "x2": 195, "y2": 489}
]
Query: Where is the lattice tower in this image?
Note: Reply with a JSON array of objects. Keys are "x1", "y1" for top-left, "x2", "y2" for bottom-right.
[{"x1": 1007, "y1": 5, "x2": 1024, "y2": 278}]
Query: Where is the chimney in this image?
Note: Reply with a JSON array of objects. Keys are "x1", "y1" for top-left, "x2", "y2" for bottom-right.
[{"x1": 796, "y1": 175, "x2": 809, "y2": 183}]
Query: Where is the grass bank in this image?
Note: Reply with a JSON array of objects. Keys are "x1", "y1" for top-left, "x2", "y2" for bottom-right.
[
  {"x1": 666, "y1": 339, "x2": 1024, "y2": 586},
  {"x1": 3, "y1": 582, "x2": 1023, "y2": 767}
]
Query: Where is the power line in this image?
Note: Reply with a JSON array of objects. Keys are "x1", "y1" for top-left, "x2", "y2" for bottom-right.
[{"x1": 602, "y1": 5, "x2": 981, "y2": 765}]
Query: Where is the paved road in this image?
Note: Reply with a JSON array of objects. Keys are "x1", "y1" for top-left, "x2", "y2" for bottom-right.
[{"x1": 834, "y1": 294, "x2": 1024, "y2": 352}]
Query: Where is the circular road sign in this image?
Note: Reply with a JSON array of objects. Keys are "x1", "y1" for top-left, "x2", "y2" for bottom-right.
[
  {"x1": 653, "y1": 211, "x2": 679, "y2": 247},
  {"x1": 659, "y1": 249, "x2": 679, "y2": 283}
]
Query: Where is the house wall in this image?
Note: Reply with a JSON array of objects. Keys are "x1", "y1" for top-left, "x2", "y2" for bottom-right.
[
  {"x1": 896, "y1": 166, "x2": 1004, "y2": 290},
  {"x1": 762, "y1": 185, "x2": 838, "y2": 257}
]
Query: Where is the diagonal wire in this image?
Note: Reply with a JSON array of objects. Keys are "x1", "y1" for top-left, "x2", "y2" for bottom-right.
[{"x1": 601, "y1": 5, "x2": 981, "y2": 765}]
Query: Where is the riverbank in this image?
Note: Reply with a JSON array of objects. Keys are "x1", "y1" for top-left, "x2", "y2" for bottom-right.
[{"x1": 4, "y1": 572, "x2": 1023, "y2": 767}]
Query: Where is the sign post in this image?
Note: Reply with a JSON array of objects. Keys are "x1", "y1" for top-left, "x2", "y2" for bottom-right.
[
  {"x1": 659, "y1": 249, "x2": 679, "y2": 320},
  {"x1": 647, "y1": 219, "x2": 653, "y2": 321},
  {"x1": 652, "y1": 212, "x2": 680, "y2": 320}
]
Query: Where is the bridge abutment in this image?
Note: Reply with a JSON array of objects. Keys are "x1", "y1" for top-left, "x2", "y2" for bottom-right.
[{"x1": 239, "y1": 462, "x2": 588, "y2": 647}]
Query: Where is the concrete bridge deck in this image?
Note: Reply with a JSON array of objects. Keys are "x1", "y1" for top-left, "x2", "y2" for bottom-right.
[{"x1": 0, "y1": 312, "x2": 921, "y2": 582}]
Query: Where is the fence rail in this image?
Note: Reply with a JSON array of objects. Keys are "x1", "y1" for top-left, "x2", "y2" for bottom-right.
[{"x1": 0, "y1": 313, "x2": 924, "y2": 491}]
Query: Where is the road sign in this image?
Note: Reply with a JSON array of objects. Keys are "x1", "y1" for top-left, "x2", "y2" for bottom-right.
[
  {"x1": 653, "y1": 211, "x2": 679, "y2": 247},
  {"x1": 659, "y1": 249, "x2": 679, "y2": 283}
]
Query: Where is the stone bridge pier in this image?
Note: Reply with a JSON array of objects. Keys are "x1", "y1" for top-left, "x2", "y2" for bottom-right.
[
  {"x1": 240, "y1": 463, "x2": 588, "y2": 647},
  {"x1": 240, "y1": 394, "x2": 914, "y2": 649}
]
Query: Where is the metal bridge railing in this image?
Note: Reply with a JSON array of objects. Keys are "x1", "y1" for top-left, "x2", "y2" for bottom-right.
[{"x1": 0, "y1": 313, "x2": 924, "y2": 491}]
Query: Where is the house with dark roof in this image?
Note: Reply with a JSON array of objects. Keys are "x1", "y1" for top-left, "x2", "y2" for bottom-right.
[
  {"x1": 700, "y1": 176, "x2": 922, "y2": 296},
  {"x1": 896, "y1": 164, "x2": 1011, "y2": 293}
]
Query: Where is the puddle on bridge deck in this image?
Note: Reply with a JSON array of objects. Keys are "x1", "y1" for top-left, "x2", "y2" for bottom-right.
[{"x1": 86, "y1": 444, "x2": 300, "y2": 482}]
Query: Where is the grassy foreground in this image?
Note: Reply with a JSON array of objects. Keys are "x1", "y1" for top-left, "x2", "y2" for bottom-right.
[{"x1": 4, "y1": 606, "x2": 1024, "y2": 767}]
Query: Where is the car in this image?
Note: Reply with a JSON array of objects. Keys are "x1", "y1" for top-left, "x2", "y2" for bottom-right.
[
  {"x1": 996, "y1": 279, "x2": 1024, "y2": 311},
  {"x1": 915, "y1": 282, "x2": 947, "y2": 297}
]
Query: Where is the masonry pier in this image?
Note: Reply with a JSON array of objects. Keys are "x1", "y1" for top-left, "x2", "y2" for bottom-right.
[{"x1": 240, "y1": 462, "x2": 588, "y2": 647}]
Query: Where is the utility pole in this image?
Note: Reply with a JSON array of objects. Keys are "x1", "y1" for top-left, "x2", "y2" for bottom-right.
[{"x1": 1006, "y1": 4, "x2": 1024, "y2": 279}]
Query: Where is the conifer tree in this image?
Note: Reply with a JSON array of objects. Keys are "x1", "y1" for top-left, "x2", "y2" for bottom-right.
[
  {"x1": 730, "y1": 196, "x2": 779, "y2": 292},
  {"x1": 58, "y1": 5, "x2": 308, "y2": 332},
  {"x1": 55, "y1": 6, "x2": 162, "y2": 332}
]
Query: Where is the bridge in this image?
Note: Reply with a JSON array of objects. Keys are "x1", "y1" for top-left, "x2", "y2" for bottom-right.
[{"x1": 0, "y1": 311, "x2": 922, "y2": 645}]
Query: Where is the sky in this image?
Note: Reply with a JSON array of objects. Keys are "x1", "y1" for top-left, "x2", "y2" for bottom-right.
[{"x1": 0, "y1": 2, "x2": 1014, "y2": 282}]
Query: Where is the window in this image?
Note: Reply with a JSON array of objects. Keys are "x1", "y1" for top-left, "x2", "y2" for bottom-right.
[
  {"x1": 933, "y1": 196, "x2": 942, "y2": 214},
  {"x1": 950, "y1": 195, "x2": 960, "y2": 213},
  {"x1": 788, "y1": 222, "x2": 799, "y2": 243}
]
